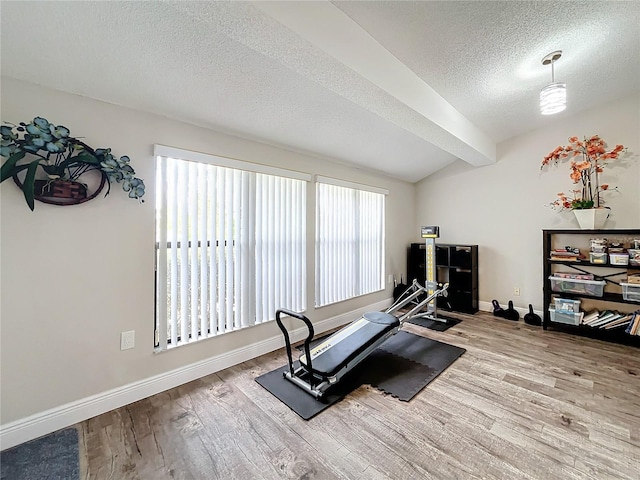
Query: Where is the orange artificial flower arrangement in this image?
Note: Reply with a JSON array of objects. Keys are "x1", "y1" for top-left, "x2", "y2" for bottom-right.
[{"x1": 541, "y1": 135, "x2": 626, "y2": 210}]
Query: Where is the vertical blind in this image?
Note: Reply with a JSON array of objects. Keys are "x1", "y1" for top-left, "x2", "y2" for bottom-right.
[
  {"x1": 155, "y1": 148, "x2": 307, "y2": 350},
  {"x1": 315, "y1": 179, "x2": 386, "y2": 307}
]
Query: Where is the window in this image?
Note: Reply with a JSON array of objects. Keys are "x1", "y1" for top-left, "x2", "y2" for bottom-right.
[
  {"x1": 315, "y1": 177, "x2": 386, "y2": 307},
  {"x1": 155, "y1": 146, "x2": 309, "y2": 349}
]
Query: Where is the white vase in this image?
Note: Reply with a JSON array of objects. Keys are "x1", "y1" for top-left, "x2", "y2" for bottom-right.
[{"x1": 573, "y1": 208, "x2": 610, "y2": 229}]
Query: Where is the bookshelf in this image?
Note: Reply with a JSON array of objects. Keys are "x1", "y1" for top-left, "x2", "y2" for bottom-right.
[
  {"x1": 407, "y1": 243, "x2": 478, "y2": 314},
  {"x1": 542, "y1": 228, "x2": 640, "y2": 346}
]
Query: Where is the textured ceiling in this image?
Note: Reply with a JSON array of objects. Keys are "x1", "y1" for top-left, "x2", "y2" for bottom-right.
[
  {"x1": 334, "y1": 1, "x2": 640, "y2": 142},
  {"x1": 1, "y1": 1, "x2": 639, "y2": 183}
]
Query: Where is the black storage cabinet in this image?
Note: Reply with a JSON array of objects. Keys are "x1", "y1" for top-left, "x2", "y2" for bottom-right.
[{"x1": 407, "y1": 243, "x2": 479, "y2": 314}]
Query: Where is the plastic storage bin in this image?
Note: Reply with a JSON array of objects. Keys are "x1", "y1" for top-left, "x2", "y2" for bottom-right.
[
  {"x1": 590, "y1": 238, "x2": 607, "y2": 252},
  {"x1": 589, "y1": 252, "x2": 608, "y2": 264},
  {"x1": 548, "y1": 276, "x2": 606, "y2": 297},
  {"x1": 628, "y1": 249, "x2": 640, "y2": 266},
  {"x1": 554, "y1": 298, "x2": 581, "y2": 312},
  {"x1": 609, "y1": 253, "x2": 629, "y2": 265},
  {"x1": 549, "y1": 306, "x2": 583, "y2": 325},
  {"x1": 620, "y1": 282, "x2": 640, "y2": 302}
]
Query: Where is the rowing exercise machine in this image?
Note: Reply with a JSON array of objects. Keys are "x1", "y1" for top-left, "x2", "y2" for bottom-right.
[{"x1": 275, "y1": 280, "x2": 449, "y2": 400}]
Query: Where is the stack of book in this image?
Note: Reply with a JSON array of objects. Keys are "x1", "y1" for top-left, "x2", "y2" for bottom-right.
[
  {"x1": 550, "y1": 249, "x2": 582, "y2": 262},
  {"x1": 581, "y1": 309, "x2": 640, "y2": 334}
]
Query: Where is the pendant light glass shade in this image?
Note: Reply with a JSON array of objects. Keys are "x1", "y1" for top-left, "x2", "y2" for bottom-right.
[
  {"x1": 540, "y1": 82, "x2": 566, "y2": 115},
  {"x1": 540, "y1": 51, "x2": 566, "y2": 115}
]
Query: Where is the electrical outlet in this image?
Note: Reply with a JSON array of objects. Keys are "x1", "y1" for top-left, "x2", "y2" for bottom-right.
[
  {"x1": 388, "y1": 274, "x2": 393, "y2": 284},
  {"x1": 514, "y1": 287, "x2": 521, "y2": 296},
  {"x1": 121, "y1": 330, "x2": 135, "y2": 350}
]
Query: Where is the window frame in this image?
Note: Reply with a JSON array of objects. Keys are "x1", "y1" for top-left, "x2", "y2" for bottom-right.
[
  {"x1": 315, "y1": 176, "x2": 387, "y2": 308},
  {"x1": 154, "y1": 145, "x2": 310, "y2": 350}
]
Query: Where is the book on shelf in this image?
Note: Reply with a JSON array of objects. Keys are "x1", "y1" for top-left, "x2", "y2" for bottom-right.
[
  {"x1": 550, "y1": 250, "x2": 581, "y2": 261},
  {"x1": 602, "y1": 315, "x2": 633, "y2": 330},
  {"x1": 550, "y1": 253, "x2": 580, "y2": 262},
  {"x1": 624, "y1": 313, "x2": 640, "y2": 335},
  {"x1": 628, "y1": 314, "x2": 640, "y2": 335},
  {"x1": 551, "y1": 249, "x2": 576, "y2": 254},
  {"x1": 581, "y1": 310, "x2": 600, "y2": 324}
]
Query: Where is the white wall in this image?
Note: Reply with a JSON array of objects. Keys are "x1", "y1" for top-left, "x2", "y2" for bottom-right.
[
  {"x1": 0, "y1": 78, "x2": 415, "y2": 428},
  {"x1": 415, "y1": 94, "x2": 640, "y2": 312}
]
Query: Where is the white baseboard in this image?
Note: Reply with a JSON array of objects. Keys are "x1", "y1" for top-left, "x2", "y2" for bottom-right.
[
  {"x1": 0, "y1": 298, "x2": 392, "y2": 450},
  {"x1": 478, "y1": 300, "x2": 493, "y2": 312}
]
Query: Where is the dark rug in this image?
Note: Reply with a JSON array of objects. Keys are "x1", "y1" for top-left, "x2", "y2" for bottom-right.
[
  {"x1": 0, "y1": 427, "x2": 79, "y2": 480},
  {"x1": 255, "y1": 361, "x2": 368, "y2": 420},
  {"x1": 256, "y1": 330, "x2": 465, "y2": 419},
  {"x1": 407, "y1": 315, "x2": 462, "y2": 332}
]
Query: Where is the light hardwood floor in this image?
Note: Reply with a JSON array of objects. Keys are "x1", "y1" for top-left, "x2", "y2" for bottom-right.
[{"x1": 78, "y1": 311, "x2": 640, "y2": 479}]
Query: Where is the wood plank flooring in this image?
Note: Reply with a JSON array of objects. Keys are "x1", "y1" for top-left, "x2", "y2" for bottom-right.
[{"x1": 78, "y1": 312, "x2": 640, "y2": 479}]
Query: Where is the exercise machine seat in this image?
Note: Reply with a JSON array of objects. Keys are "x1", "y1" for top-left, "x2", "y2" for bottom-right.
[{"x1": 299, "y1": 312, "x2": 399, "y2": 377}]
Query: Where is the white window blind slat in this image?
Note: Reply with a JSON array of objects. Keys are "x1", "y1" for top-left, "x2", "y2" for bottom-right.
[
  {"x1": 267, "y1": 176, "x2": 276, "y2": 319},
  {"x1": 279, "y1": 179, "x2": 285, "y2": 309},
  {"x1": 299, "y1": 181, "x2": 307, "y2": 310},
  {"x1": 197, "y1": 164, "x2": 208, "y2": 339},
  {"x1": 273, "y1": 177, "x2": 281, "y2": 315},
  {"x1": 156, "y1": 158, "x2": 168, "y2": 349},
  {"x1": 232, "y1": 170, "x2": 241, "y2": 331},
  {"x1": 255, "y1": 178, "x2": 264, "y2": 323},
  {"x1": 240, "y1": 171, "x2": 251, "y2": 329},
  {"x1": 178, "y1": 162, "x2": 189, "y2": 343},
  {"x1": 207, "y1": 167, "x2": 217, "y2": 337},
  {"x1": 224, "y1": 169, "x2": 234, "y2": 332},
  {"x1": 217, "y1": 171, "x2": 227, "y2": 335},
  {"x1": 189, "y1": 162, "x2": 199, "y2": 342},
  {"x1": 293, "y1": 181, "x2": 301, "y2": 310},
  {"x1": 168, "y1": 160, "x2": 179, "y2": 346},
  {"x1": 248, "y1": 174, "x2": 256, "y2": 325},
  {"x1": 284, "y1": 180, "x2": 292, "y2": 309}
]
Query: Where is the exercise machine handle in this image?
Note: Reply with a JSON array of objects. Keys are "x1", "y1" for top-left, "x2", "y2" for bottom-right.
[{"x1": 275, "y1": 309, "x2": 316, "y2": 386}]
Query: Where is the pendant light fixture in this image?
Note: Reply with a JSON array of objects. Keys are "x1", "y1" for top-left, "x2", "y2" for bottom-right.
[{"x1": 540, "y1": 50, "x2": 566, "y2": 115}]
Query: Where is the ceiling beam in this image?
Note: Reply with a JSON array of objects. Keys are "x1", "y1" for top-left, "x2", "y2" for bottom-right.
[{"x1": 252, "y1": 1, "x2": 496, "y2": 167}]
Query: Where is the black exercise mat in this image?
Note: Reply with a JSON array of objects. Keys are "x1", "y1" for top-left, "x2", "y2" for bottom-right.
[
  {"x1": 255, "y1": 361, "x2": 365, "y2": 420},
  {"x1": 358, "y1": 349, "x2": 437, "y2": 401},
  {"x1": 407, "y1": 315, "x2": 461, "y2": 332},
  {"x1": 0, "y1": 427, "x2": 80, "y2": 480},
  {"x1": 257, "y1": 331, "x2": 465, "y2": 419},
  {"x1": 376, "y1": 330, "x2": 466, "y2": 386}
]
